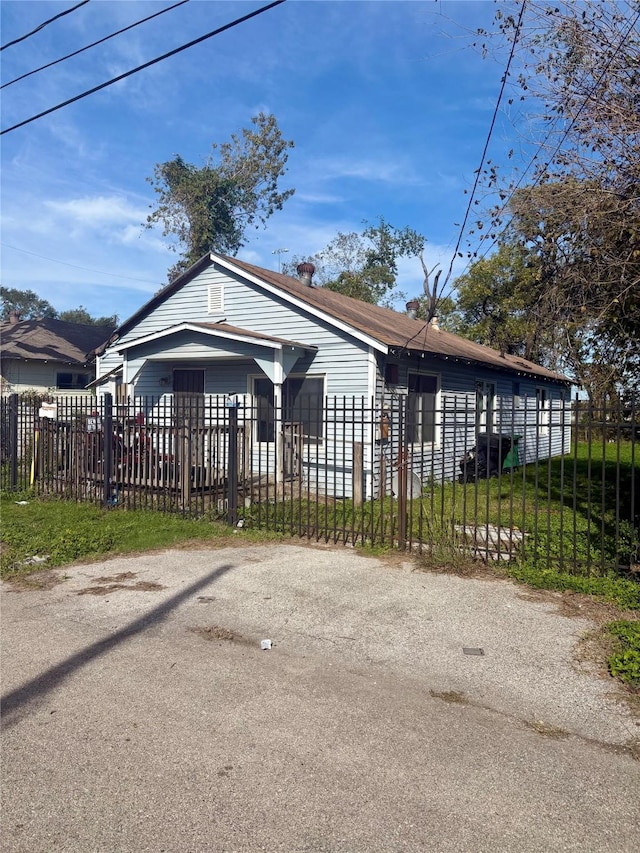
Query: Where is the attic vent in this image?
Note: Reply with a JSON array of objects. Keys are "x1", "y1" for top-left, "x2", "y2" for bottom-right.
[{"x1": 208, "y1": 284, "x2": 224, "y2": 314}]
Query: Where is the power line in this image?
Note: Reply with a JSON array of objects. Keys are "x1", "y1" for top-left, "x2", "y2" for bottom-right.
[
  {"x1": 456, "y1": 2, "x2": 640, "y2": 278},
  {"x1": 400, "y1": 0, "x2": 527, "y2": 353},
  {"x1": 438, "y1": 0, "x2": 527, "y2": 298},
  {"x1": 1, "y1": 0, "x2": 287, "y2": 136},
  {"x1": 1, "y1": 242, "x2": 162, "y2": 286},
  {"x1": 1, "y1": 0, "x2": 190, "y2": 90},
  {"x1": 1, "y1": 1, "x2": 90, "y2": 52}
]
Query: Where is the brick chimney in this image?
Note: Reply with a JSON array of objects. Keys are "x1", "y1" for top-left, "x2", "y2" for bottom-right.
[{"x1": 8, "y1": 310, "x2": 21, "y2": 325}]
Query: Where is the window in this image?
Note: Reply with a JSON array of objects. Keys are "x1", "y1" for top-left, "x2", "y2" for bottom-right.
[
  {"x1": 384, "y1": 363, "x2": 399, "y2": 385},
  {"x1": 56, "y1": 371, "x2": 90, "y2": 390},
  {"x1": 512, "y1": 381, "x2": 521, "y2": 407},
  {"x1": 536, "y1": 387, "x2": 550, "y2": 433},
  {"x1": 254, "y1": 375, "x2": 324, "y2": 443},
  {"x1": 476, "y1": 380, "x2": 496, "y2": 431},
  {"x1": 407, "y1": 373, "x2": 439, "y2": 444}
]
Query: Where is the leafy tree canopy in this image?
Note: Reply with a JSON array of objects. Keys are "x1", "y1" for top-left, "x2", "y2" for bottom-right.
[
  {"x1": 57, "y1": 306, "x2": 118, "y2": 327},
  {"x1": 0, "y1": 287, "x2": 57, "y2": 321},
  {"x1": 458, "y1": 0, "x2": 640, "y2": 401},
  {"x1": 0, "y1": 288, "x2": 117, "y2": 326},
  {"x1": 146, "y1": 113, "x2": 295, "y2": 282},
  {"x1": 444, "y1": 242, "x2": 543, "y2": 359},
  {"x1": 283, "y1": 218, "x2": 425, "y2": 307}
]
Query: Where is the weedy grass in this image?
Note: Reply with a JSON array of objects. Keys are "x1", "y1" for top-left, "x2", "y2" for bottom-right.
[
  {"x1": 0, "y1": 493, "x2": 273, "y2": 578},
  {"x1": 606, "y1": 620, "x2": 640, "y2": 688}
]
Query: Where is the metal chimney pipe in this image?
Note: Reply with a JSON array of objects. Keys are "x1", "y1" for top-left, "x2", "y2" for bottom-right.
[
  {"x1": 296, "y1": 262, "x2": 315, "y2": 286},
  {"x1": 406, "y1": 299, "x2": 419, "y2": 320}
]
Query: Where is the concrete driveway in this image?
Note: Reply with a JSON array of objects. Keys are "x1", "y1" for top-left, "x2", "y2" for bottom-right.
[{"x1": 1, "y1": 543, "x2": 638, "y2": 852}]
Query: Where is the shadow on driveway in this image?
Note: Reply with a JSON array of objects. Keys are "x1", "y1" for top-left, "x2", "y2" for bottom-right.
[{"x1": 1, "y1": 562, "x2": 235, "y2": 728}]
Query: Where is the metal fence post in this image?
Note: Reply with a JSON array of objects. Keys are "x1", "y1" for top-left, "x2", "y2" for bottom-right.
[
  {"x1": 397, "y1": 396, "x2": 407, "y2": 547},
  {"x1": 227, "y1": 400, "x2": 238, "y2": 526},
  {"x1": 8, "y1": 393, "x2": 18, "y2": 490},
  {"x1": 102, "y1": 393, "x2": 113, "y2": 508}
]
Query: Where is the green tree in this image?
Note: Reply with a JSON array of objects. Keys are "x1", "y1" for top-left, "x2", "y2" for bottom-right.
[
  {"x1": 284, "y1": 218, "x2": 425, "y2": 307},
  {"x1": 1, "y1": 288, "x2": 117, "y2": 327},
  {"x1": 471, "y1": 0, "x2": 640, "y2": 399},
  {"x1": 58, "y1": 306, "x2": 117, "y2": 327},
  {"x1": 0, "y1": 287, "x2": 56, "y2": 321},
  {"x1": 447, "y1": 243, "x2": 544, "y2": 359},
  {"x1": 146, "y1": 113, "x2": 295, "y2": 282}
]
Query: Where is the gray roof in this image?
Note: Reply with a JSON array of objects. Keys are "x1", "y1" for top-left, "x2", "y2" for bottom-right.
[{"x1": 1, "y1": 318, "x2": 115, "y2": 365}]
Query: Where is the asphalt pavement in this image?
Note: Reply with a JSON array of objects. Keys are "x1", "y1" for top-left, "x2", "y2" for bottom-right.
[{"x1": 1, "y1": 543, "x2": 638, "y2": 852}]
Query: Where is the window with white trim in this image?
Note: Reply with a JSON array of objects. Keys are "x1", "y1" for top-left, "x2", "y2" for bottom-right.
[
  {"x1": 536, "y1": 386, "x2": 550, "y2": 433},
  {"x1": 254, "y1": 375, "x2": 325, "y2": 443},
  {"x1": 476, "y1": 380, "x2": 496, "y2": 431},
  {"x1": 407, "y1": 372, "x2": 439, "y2": 445}
]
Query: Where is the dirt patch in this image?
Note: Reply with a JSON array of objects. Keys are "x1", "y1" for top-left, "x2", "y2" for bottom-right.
[
  {"x1": 77, "y1": 580, "x2": 165, "y2": 596},
  {"x1": 526, "y1": 719, "x2": 570, "y2": 739},
  {"x1": 189, "y1": 625, "x2": 242, "y2": 642},
  {"x1": 94, "y1": 571, "x2": 138, "y2": 583},
  {"x1": 415, "y1": 555, "x2": 504, "y2": 580},
  {"x1": 5, "y1": 570, "x2": 65, "y2": 592},
  {"x1": 429, "y1": 689, "x2": 469, "y2": 705}
]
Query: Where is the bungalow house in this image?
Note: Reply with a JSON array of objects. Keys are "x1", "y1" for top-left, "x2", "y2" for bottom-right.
[
  {"x1": 1, "y1": 313, "x2": 115, "y2": 397},
  {"x1": 94, "y1": 253, "x2": 572, "y2": 498}
]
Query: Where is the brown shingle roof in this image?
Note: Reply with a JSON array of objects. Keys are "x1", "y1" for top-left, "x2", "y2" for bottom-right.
[
  {"x1": 108, "y1": 252, "x2": 570, "y2": 384},
  {"x1": 1, "y1": 318, "x2": 115, "y2": 364},
  {"x1": 225, "y1": 257, "x2": 570, "y2": 383}
]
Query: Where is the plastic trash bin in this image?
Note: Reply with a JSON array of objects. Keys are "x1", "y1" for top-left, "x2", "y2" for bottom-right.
[{"x1": 502, "y1": 435, "x2": 521, "y2": 470}]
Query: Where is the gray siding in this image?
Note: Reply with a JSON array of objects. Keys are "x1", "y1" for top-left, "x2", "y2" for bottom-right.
[
  {"x1": 107, "y1": 267, "x2": 373, "y2": 398},
  {"x1": 375, "y1": 356, "x2": 571, "y2": 492}
]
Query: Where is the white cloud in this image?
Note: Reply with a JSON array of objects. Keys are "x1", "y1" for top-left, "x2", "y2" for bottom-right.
[
  {"x1": 44, "y1": 195, "x2": 147, "y2": 227},
  {"x1": 308, "y1": 155, "x2": 424, "y2": 188}
]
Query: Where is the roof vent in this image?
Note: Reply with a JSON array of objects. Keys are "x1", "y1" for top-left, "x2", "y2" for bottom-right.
[
  {"x1": 296, "y1": 262, "x2": 315, "y2": 286},
  {"x1": 406, "y1": 299, "x2": 419, "y2": 320}
]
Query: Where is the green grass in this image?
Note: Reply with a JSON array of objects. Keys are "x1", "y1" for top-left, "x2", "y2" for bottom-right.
[
  {"x1": 606, "y1": 620, "x2": 640, "y2": 688},
  {"x1": 0, "y1": 493, "x2": 279, "y2": 579},
  {"x1": 503, "y1": 564, "x2": 640, "y2": 611},
  {"x1": 2, "y1": 440, "x2": 638, "y2": 610},
  {"x1": 241, "y1": 440, "x2": 638, "y2": 555}
]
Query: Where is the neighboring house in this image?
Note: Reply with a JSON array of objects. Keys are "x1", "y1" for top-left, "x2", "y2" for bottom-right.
[
  {"x1": 94, "y1": 253, "x2": 573, "y2": 496},
  {"x1": 0, "y1": 313, "x2": 115, "y2": 396}
]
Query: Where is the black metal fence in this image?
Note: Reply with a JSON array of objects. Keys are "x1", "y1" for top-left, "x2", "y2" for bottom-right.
[{"x1": 1, "y1": 392, "x2": 638, "y2": 577}]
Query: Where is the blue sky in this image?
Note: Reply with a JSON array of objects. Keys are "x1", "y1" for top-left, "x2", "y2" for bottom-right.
[{"x1": 1, "y1": 0, "x2": 521, "y2": 324}]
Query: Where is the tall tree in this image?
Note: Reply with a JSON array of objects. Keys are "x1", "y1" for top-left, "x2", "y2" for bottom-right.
[
  {"x1": 0, "y1": 287, "x2": 56, "y2": 321},
  {"x1": 284, "y1": 218, "x2": 424, "y2": 307},
  {"x1": 446, "y1": 243, "x2": 544, "y2": 359},
  {"x1": 470, "y1": 0, "x2": 640, "y2": 400},
  {"x1": 146, "y1": 113, "x2": 295, "y2": 282}
]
